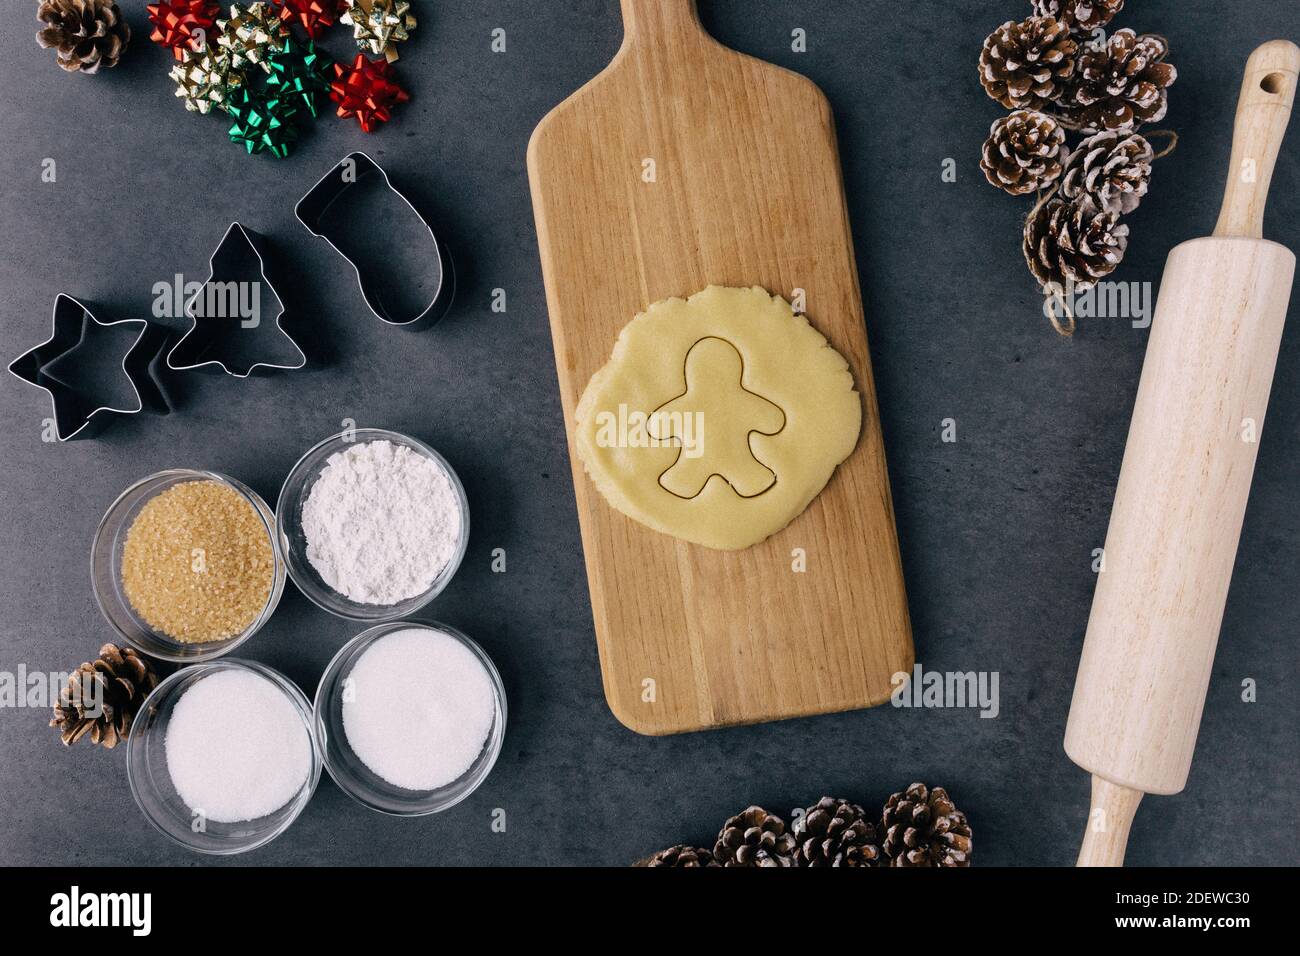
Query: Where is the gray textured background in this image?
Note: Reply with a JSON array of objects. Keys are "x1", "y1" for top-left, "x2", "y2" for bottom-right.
[{"x1": 1, "y1": 0, "x2": 1297, "y2": 867}]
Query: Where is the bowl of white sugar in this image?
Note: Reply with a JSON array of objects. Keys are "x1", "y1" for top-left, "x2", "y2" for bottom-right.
[
  {"x1": 314, "y1": 622, "x2": 506, "y2": 815},
  {"x1": 126, "y1": 660, "x2": 321, "y2": 855},
  {"x1": 276, "y1": 428, "x2": 469, "y2": 621}
]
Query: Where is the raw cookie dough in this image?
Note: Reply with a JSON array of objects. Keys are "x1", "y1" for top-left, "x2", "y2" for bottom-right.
[{"x1": 575, "y1": 285, "x2": 862, "y2": 550}]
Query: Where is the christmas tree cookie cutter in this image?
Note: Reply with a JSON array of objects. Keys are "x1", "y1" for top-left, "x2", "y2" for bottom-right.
[
  {"x1": 166, "y1": 221, "x2": 307, "y2": 377},
  {"x1": 295, "y1": 152, "x2": 455, "y2": 329},
  {"x1": 8, "y1": 294, "x2": 169, "y2": 442}
]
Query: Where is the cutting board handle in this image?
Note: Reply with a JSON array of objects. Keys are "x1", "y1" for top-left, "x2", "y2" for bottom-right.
[
  {"x1": 619, "y1": 0, "x2": 704, "y2": 45},
  {"x1": 1213, "y1": 39, "x2": 1300, "y2": 239}
]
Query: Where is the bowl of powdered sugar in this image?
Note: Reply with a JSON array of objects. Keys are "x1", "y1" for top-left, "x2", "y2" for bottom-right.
[
  {"x1": 277, "y1": 429, "x2": 469, "y2": 620},
  {"x1": 314, "y1": 621, "x2": 506, "y2": 815}
]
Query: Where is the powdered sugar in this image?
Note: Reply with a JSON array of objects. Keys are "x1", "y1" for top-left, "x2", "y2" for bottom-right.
[
  {"x1": 342, "y1": 628, "x2": 497, "y2": 791},
  {"x1": 165, "y1": 669, "x2": 312, "y2": 823},
  {"x1": 302, "y1": 439, "x2": 463, "y2": 605}
]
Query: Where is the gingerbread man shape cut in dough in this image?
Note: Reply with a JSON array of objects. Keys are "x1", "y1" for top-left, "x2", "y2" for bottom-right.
[
  {"x1": 648, "y1": 337, "x2": 786, "y2": 499},
  {"x1": 575, "y1": 286, "x2": 862, "y2": 551}
]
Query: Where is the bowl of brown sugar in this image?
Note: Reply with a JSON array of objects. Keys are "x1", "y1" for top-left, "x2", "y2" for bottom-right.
[{"x1": 92, "y1": 470, "x2": 285, "y2": 662}]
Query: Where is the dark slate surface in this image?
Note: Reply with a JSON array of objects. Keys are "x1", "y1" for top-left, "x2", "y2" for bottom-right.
[{"x1": 1, "y1": 1, "x2": 1296, "y2": 867}]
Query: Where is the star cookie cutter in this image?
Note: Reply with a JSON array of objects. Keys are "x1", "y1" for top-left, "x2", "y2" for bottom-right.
[
  {"x1": 295, "y1": 152, "x2": 455, "y2": 329},
  {"x1": 9, "y1": 294, "x2": 169, "y2": 442},
  {"x1": 166, "y1": 221, "x2": 307, "y2": 377}
]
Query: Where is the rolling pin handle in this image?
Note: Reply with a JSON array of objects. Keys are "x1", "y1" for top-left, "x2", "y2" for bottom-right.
[
  {"x1": 1213, "y1": 40, "x2": 1300, "y2": 239},
  {"x1": 1077, "y1": 776, "x2": 1145, "y2": 867}
]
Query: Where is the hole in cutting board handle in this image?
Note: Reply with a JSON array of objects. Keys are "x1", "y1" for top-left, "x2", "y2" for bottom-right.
[{"x1": 1261, "y1": 72, "x2": 1285, "y2": 94}]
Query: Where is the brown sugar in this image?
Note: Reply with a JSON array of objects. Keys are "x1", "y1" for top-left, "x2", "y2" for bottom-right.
[{"x1": 121, "y1": 480, "x2": 275, "y2": 643}]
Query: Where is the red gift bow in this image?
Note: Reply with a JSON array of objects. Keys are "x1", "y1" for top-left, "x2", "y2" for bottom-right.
[
  {"x1": 278, "y1": 0, "x2": 344, "y2": 39},
  {"x1": 330, "y1": 53, "x2": 410, "y2": 133},
  {"x1": 146, "y1": 0, "x2": 221, "y2": 59}
]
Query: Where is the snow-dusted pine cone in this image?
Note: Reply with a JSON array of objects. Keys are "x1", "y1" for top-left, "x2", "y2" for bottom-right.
[
  {"x1": 981, "y1": 109, "x2": 1067, "y2": 195},
  {"x1": 1030, "y1": 0, "x2": 1124, "y2": 35},
  {"x1": 1059, "y1": 129, "x2": 1155, "y2": 214},
  {"x1": 1063, "y1": 29, "x2": 1177, "y2": 133},
  {"x1": 979, "y1": 16, "x2": 1078, "y2": 111},
  {"x1": 1023, "y1": 194, "x2": 1129, "y2": 292}
]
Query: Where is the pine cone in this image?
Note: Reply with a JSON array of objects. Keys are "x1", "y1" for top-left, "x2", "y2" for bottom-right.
[
  {"x1": 881, "y1": 783, "x2": 973, "y2": 868},
  {"x1": 36, "y1": 0, "x2": 130, "y2": 74},
  {"x1": 792, "y1": 796, "x2": 882, "y2": 867},
  {"x1": 1023, "y1": 194, "x2": 1129, "y2": 292},
  {"x1": 636, "y1": 845, "x2": 720, "y2": 868},
  {"x1": 50, "y1": 643, "x2": 159, "y2": 749},
  {"x1": 981, "y1": 110, "x2": 1067, "y2": 195},
  {"x1": 713, "y1": 806, "x2": 797, "y2": 868},
  {"x1": 978, "y1": 17, "x2": 1077, "y2": 111},
  {"x1": 1030, "y1": 0, "x2": 1124, "y2": 35},
  {"x1": 1060, "y1": 129, "x2": 1154, "y2": 214},
  {"x1": 1063, "y1": 29, "x2": 1177, "y2": 133}
]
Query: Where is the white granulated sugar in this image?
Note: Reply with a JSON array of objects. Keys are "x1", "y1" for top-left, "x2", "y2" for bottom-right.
[
  {"x1": 165, "y1": 670, "x2": 312, "y2": 823},
  {"x1": 342, "y1": 628, "x2": 496, "y2": 791},
  {"x1": 302, "y1": 439, "x2": 462, "y2": 605}
]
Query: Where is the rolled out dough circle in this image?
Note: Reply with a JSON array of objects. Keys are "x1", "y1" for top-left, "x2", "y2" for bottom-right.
[{"x1": 574, "y1": 285, "x2": 862, "y2": 550}]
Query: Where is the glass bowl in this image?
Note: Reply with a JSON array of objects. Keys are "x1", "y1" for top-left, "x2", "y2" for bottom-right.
[
  {"x1": 314, "y1": 621, "x2": 506, "y2": 816},
  {"x1": 91, "y1": 469, "x2": 285, "y2": 663},
  {"x1": 126, "y1": 659, "x2": 322, "y2": 855},
  {"x1": 276, "y1": 428, "x2": 470, "y2": 621}
]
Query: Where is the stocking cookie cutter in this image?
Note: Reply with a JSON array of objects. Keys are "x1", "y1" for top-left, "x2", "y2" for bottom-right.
[
  {"x1": 166, "y1": 221, "x2": 307, "y2": 378},
  {"x1": 9, "y1": 294, "x2": 169, "y2": 441},
  {"x1": 295, "y1": 152, "x2": 455, "y2": 329}
]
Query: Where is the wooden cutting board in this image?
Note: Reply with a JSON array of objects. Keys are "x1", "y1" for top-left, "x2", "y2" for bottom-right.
[{"x1": 526, "y1": 0, "x2": 912, "y2": 734}]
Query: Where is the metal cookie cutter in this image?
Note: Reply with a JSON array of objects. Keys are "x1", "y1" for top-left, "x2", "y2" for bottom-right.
[
  {"x1": 167, "y1": 222, "x2": 307, "y2": 378},
  {"x1": 295, "y1": 152, "x2": 455, "y2": 329},
  {"x1": 9, "y1": 294, "x2": 169, "y2": 441}
]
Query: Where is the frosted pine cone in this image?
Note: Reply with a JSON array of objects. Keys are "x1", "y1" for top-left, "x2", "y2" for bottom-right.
[
  {"x1": 979, "y1": 16, "x2": 1078, "y2": 111},
  {"x1": 1060, "y1": 129, "x2": 1155, "y2": 214},
  {"x1": 1030, "y1": 0, "x2": 1124, "y2": 35},
  {"x1": 981, "y1": 110, "x2": 1067, "y2": 195},
  {"x1": 1063, "y1": 29, "x2": 1177, "y2": 132},
  {"x1": 1023, "y1": 194, "x2": 1129, "y2": 292}
]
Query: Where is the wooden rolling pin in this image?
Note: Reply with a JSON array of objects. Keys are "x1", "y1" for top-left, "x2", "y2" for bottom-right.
[{"x1": 1064, "y1": 40, "x2": 1299, "y2": 867}]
